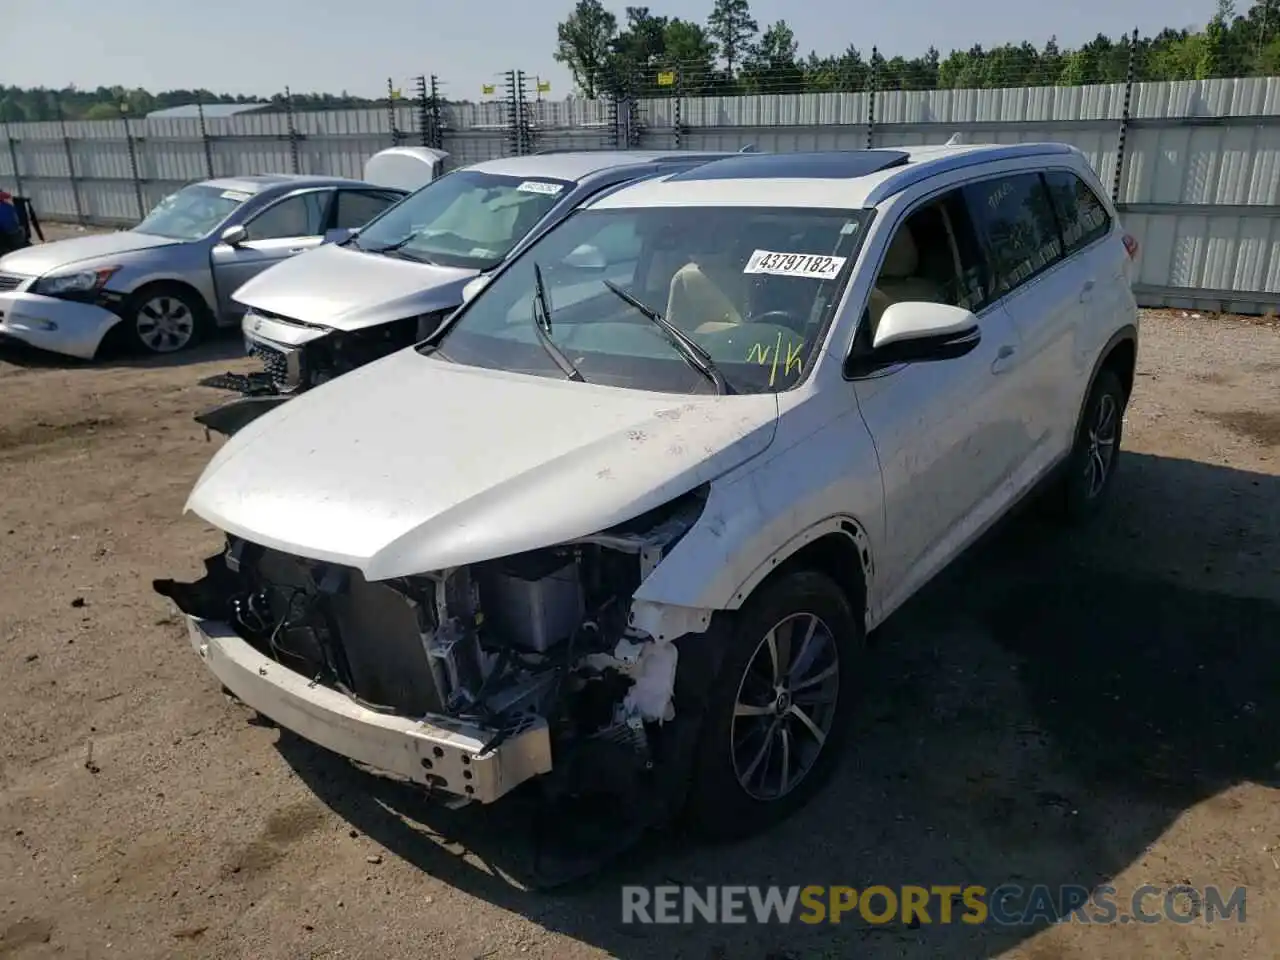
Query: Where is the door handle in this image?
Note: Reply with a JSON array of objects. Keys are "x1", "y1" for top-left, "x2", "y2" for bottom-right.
[
  {"x1": 1079, "y1": 279, "x2": 1096, "y2": 302},
  {"x1": 991, "y1": 344, "x2": 1017, "y2": 374},
  {"x1": 288, "y1": 247, "x2": 307, "y2": 254}
]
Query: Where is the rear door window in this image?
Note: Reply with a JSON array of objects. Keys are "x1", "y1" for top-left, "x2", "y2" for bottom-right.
[
  {"x1": 1042, "y1": 171, "x2": 1112, "y2": 253},
  {"x1": 962, "y1": 173, "x2": 1064, "y2": 298}
]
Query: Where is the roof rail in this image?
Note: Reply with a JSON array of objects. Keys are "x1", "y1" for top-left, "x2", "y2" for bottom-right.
[{"x1": 862, "y1": 142, "x2": 1075, "y2": 206}]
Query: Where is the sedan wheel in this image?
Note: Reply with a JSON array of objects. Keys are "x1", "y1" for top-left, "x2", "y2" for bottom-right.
[
  {"x1": 119, "y1": 285, "x2": 206, "y2": 356},
  {"x1": 136, "y1": 294, "x2": 196, "y2": 353},
  {"x1": 686, "y1": 569, "x2": 862, "y2": 839}
]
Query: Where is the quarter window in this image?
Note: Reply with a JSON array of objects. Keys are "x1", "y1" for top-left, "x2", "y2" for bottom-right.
[
  {"x1": 963, "y1": 173, "x2": 1063, "y2": 297},
  {"x1": 246, "y1": 191, "x2": 331, "y2": 240},
  {"x1": 1043, "y1": 170, "x2": 1112, "y2": 253}
]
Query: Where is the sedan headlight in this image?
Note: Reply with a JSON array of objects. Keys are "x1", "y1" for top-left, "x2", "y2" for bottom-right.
[{"x1": 33, "y1": 266, "x2": 120, "y2": 298}]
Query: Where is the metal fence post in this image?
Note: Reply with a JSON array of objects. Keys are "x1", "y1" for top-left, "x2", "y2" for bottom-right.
[
  {"x1": 284, "y1": 86, "x2": 300, "y2": 173},
  {"x1": 867, "y1": 47, "x2": 879, "y2": 150},
  {"x1": 54, "y1": 93, "x2": 85, "y2": 223},
  {"x1": 387, "y1": 77, "x2": 402, "y2": 146},
  {"x1": 123, "y1": 109, "x2": 145, "y2": 221},
  {"x1": 416, "y1": 75, "x2": 430, "y2": 148},
  {"x1": 429, "y1": 75, "x2": 444, "y2": 150},
  {"x1": 1112, "y1": 27, "x2": 1138, "y2": 204},
  {"x1": 673, "y1": 65, "x2": 684, "y2": 149},
  {"x1": 3, "y1": 122, "x2": 23, "y2": 197},
  {"x1": 196, "y1": 94, "x2": 215, "y2": 178}
]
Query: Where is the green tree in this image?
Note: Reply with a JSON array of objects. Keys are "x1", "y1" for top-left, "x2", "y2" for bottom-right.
[
  {"x1": 662, "y1": 19, "x2": 719, "y2": 89},
  {"x1": 707, "y1": 0, "x2": 758, "y2": 75},
  {"x1": 742, "y1": 20, "x2": 802, "y2": 91},
  {"x1": 554, "y1": 0, "x2": 618, "y2": 97}
]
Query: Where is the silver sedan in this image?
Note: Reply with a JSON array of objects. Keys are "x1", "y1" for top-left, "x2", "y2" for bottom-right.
[{"x1": 0, "y1": 175, "x2": 406, "y2": 358}]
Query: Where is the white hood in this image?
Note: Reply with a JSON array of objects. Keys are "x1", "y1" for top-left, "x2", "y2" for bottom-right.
[
  {"x1": 186, "y1": 348, "x2": 779, "y2": 579},
  {"x1": 232, "y1": 242, "x2": 477, "y2": 333},
  {"x1": 0, "y1": 230, "x2": 178, "y2": 276}
]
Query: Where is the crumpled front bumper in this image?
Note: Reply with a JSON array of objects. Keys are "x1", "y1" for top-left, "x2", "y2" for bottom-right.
[
  {"x1": 184, "y1": 615, "x2": 553, "y2": 803},
  {"x1": 0, "y1": 290, "x2": 121, "y2": 359}
]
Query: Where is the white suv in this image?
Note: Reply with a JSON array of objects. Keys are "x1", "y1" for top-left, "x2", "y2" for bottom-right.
[{"x1": 159, "y1": 143, "x2": 1139, "y2": 852}]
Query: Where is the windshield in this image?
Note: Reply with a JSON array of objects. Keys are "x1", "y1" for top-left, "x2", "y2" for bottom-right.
[
  {"x1": 425, "y1": 205, "x2": 869, "y2": 395},
  {"x1": 134, "y1": 184, "x2": 249, "y2": 240},
  {"x1": 351, "y1": 170, "x2": 573, "y2": 269}
]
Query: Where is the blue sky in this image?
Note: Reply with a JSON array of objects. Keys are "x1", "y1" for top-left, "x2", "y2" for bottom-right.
[{"x1": 4, "y1": 0, "x2": 1212, "y2": 98}]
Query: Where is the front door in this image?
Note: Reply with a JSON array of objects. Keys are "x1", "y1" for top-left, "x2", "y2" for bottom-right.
[
  {"x1": 210, "y1": 189, "x2": 334, "y2": 319},
  {"x1": 850, "y1": 187, "x2": 1031, "y2": 611}
]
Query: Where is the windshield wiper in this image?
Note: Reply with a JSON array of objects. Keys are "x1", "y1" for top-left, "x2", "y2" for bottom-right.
[
  {"x1": 600, "y1": 279, "x2": 732, "y2": 395},
  {"x1": 358, "y1": 234, "x2": 434, "y2": 263},
  {"x1": 532, "y1": 262, "x2": 585, "y2": 382}
]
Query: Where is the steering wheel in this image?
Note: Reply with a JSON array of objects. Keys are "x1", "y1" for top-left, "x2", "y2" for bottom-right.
[{"x1": 749, "y1": 309, "x2": 808, "y2": 335}]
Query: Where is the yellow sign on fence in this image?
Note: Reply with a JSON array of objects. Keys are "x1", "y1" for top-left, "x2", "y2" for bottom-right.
[
  {"x1": 481, "y1": 83, "x2": 496, "y2": 95},
  {"x1": 657, "y1": 70, "x2": 676, "y2": 87},
  {"x1": 537, "y1": 79, "x2": 551, "y2": 93}
]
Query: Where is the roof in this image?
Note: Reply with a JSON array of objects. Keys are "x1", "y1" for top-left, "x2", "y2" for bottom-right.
[
  {"x1": 466, "y1": 150, "x2": 735, "y2": 183},
  {"x1": 200, "y1": 174, "x2": 371, "y2": 195},
  {"x1": 589, "y1": 143, "x2": 1080, "y2": 212},
  {"x1": 145, "y1": 102, "x2": 273, "y2": 120}
]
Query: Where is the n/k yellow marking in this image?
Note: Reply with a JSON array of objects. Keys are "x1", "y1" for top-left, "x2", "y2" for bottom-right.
[{"x1": 747, "y1": 331, "x2": 804, "y2": 386}]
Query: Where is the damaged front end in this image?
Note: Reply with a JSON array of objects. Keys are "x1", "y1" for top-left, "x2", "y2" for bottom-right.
[{"x1": 154, "y1": 487, "x2": 709, "y2": 814}]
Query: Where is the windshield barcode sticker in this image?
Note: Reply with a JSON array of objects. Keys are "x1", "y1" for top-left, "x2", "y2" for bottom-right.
[
  {"x1": 744, "y1": 250, "x2": 846, "y2": 280},
  {"x1": 220, "y1": 190, "x2": 251, "y2": 202},
  {"x1": 516, "y1": 181, "x2": 564, "y2": 196}
]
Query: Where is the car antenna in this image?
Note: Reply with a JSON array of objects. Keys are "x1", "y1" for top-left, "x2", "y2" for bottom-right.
[{"x1": 738, "y1": 144, "x2": 758, "y2": 153}]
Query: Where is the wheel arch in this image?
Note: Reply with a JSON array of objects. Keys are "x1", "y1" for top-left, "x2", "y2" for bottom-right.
[
  {"x1": 727, "y1": 517, "x2": 873, "y2": 631},
  {"x1": 123, "y1": 277, "x2": 214, "y2": 321},
  {"x1": 1074, "y1": 324, "x2": 1137, "y2": 434}
]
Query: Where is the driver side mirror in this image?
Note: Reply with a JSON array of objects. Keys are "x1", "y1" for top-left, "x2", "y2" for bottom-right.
[
  {"x1": 220, "y1": 224, "x2": 248, "y2": 247},
  {"x1": 844, "y1": 301, "x2": 981, "y2": 378}
]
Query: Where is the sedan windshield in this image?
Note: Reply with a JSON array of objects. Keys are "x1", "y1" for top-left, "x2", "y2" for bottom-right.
[
  {"x1": 425, "y1": 205, "x2": 870, "y2": 395},
  {"x1": 134, "y1": 184, "x2": 249, "y2": 240},
  {"x1": 351, "y1": 170, "x2": 572, "y2": 269}
]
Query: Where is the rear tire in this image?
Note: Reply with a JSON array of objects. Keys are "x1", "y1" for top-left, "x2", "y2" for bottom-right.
[
  {"x1": 121, "y1": 283, "x2": 208, "y2": 355},
  {"x1": 685, "y1": 570, "x2": 863, "y2": 840},
  {"x1": 1049, "y1": 368, "x2": 1126, "y2": 524}
]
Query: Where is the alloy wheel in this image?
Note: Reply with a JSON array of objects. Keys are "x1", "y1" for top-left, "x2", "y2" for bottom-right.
[
  {"x1": 1084, "y1": 392, "x2": 1118, "y2": 498},
  {"x1": 136, "y1": 294, "x2": 195, "y2": 353},
  {"x1": 730, "y1": 611, "x2": 841, "y2": 801}
]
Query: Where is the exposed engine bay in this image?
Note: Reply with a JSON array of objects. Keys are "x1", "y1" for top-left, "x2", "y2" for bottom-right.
[{"x1": 154, "y1": 486, "x2": 709, "y2": 815}]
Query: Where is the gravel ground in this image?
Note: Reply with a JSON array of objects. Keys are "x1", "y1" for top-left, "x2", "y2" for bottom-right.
[{"x1": 0, "y1": 309, "x2": 1277, "y2": 960}]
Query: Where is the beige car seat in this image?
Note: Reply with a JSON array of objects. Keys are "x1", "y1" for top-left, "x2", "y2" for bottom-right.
[
  {"x1": 867, "y1": 224, "x2": 946, "y2": 333},
  {"x1": 663, "y1": 253, "x2": 747, "y2": 335}
]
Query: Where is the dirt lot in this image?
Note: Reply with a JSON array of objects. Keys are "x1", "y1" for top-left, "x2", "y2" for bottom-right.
[{"x1": 0, "y1": 309, "x2": 1277, "y2": 960}]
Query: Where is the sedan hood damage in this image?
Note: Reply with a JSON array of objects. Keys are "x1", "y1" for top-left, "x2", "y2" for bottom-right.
[
  {"x1": 186, "y1": 348, "x2": 779, "y2": 579},
  {"x1": 232, "y1": 242, "x2": 477, "y2": 333}
]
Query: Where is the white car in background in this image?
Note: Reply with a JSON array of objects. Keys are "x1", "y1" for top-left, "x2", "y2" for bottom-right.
[{"x1": 158, "y1": 143, "x2": 1139, "y2": 867}]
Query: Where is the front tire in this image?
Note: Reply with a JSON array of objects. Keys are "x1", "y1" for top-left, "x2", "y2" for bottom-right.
[
  {"x1": 121, "y1": 284, "x2": 206, "y2": 355},
  {"x1": 685, "y1": 570, "x2": 862, "y2": 840}
]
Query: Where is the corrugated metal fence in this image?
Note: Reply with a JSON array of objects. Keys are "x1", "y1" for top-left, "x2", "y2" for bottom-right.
[{"x1": 3, "y1": 77, "x2": 1279, "y2": 313}]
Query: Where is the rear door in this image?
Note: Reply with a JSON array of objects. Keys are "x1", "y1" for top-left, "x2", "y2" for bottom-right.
[
  {"x1": 961, "y1": 171, "x2": 1078, "y2": 473},
  {"x1": 209, "y1": 189, "x2": 334, "y2": 316},
  {"x1": 1041, "y1": 168, "x2": 1132, "y2": 433}
]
